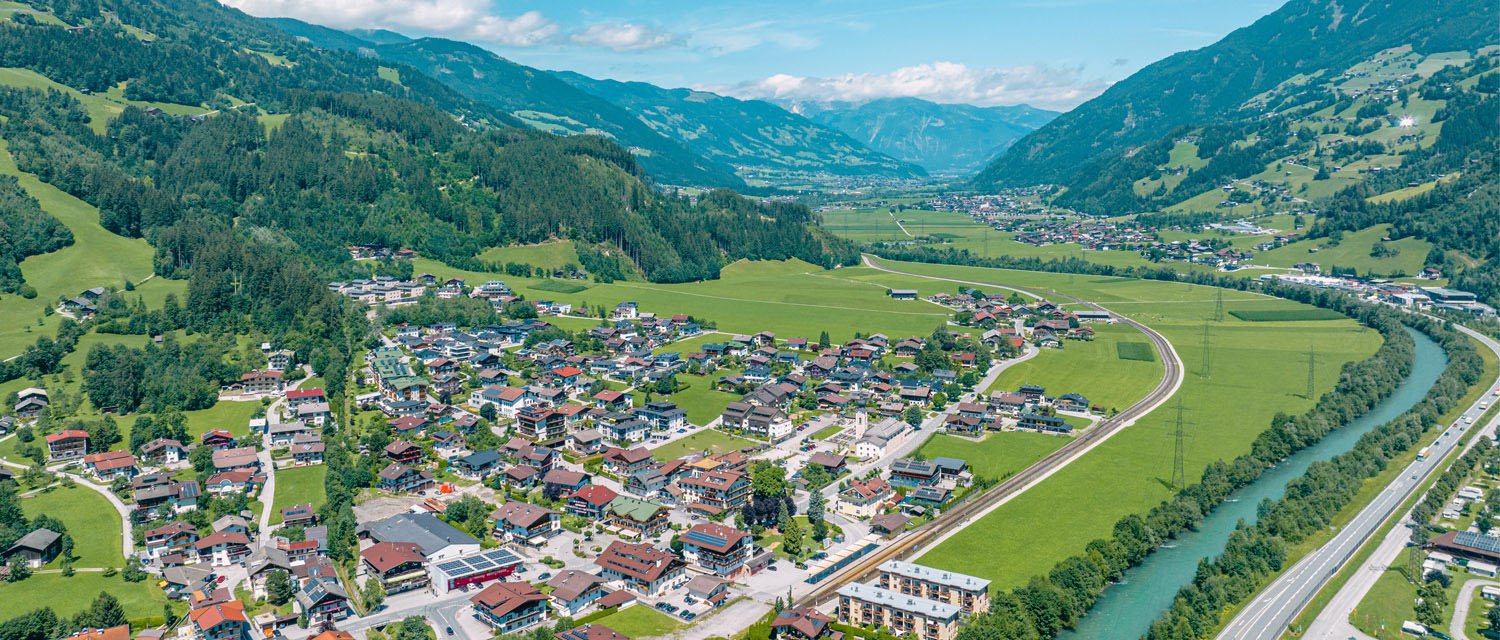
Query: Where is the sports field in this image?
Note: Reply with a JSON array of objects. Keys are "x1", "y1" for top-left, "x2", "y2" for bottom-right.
[{"x1": 876, "y1": 259, "x2": 1384, "y2": 587}]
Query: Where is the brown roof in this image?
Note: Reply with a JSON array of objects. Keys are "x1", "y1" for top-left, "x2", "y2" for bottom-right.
[
  {"x1": 360, "y1": 542, "x2": 426, "y2": 573},
  {"x1": 773, "y1": 608, "x2": 833, "y2": 638},
  {"x1": 569, "y1": 484, "x2": 618, "y2": 507},
  {"x1": 189, "y1": 601, "x2": 247, "y2": 630},
  {"x1": 470, "y1": 581, "x2": 547, "y2": 617},
  {"x1": 194, "y1": 531, "x2": 251, "y2": 550},
  {"x1": 594, "y1": 540, "x2": 682, "y2": 583},
  {"x1": 491, "y1": 500, "x2": 557, "y2": 528},
  {"x1": 679, "y1": 523, "x2": 749, "y2": 554},
  {"x1": 546, "y1": 569, "x2": 604, "y2": 602},
  {"x1": 595, "y1": 590, "x2": 636, "y2": 608}
]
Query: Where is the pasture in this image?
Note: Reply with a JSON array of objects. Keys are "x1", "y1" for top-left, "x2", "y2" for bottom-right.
[{"x1": 985, "y1": 322, "x2": 1164, "y2": 413}]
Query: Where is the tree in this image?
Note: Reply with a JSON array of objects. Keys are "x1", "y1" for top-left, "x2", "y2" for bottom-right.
[
  {"x1": 75, "y1": 592, "x2": 125, "y2": 630},
  {"x1": 363, "y1": 576, "x2": 387, "y2": 611},
  {"x1": 808, "y1": 490, "x2": 825, "y2": 526},
  {"x1": 267, "y1": 570, "x2": 295, "y2": 606},
  {"x1": 818, "y1": 331, "x2": 830, "y2": 348},
  {"x1": 902, "y1": 405, "x2": 924, "y2": 427},
  {"x1": 782, "y1": 516, "x2": 804, "y2": 557}
]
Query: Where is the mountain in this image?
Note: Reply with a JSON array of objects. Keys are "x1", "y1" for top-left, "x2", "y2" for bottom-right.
[
  {"x1": 797, "y1": 98, "x2": 1057, "y2": 174},
  {"x1": 553, "y1": 72, "x2": 926, "y2": 181},
  {"x1": 974, "y1": 0, "x2": 1495, "y2": 190},
  {"x1": 269, "y1": 18, "x2": 745, "y2": 188}
]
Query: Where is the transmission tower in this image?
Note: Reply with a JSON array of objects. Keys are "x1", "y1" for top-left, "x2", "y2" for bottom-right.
[
  {"x1": 1213, "y1": 288, "x2": 1226, "y2": 322},
  {"x1": 1171, "y1": 399, "x2": 1189, "y2": 490},
  {"x1": 1303, "y1": 345, "x2": 1323, "y2": 399},
  {"x1": 1199, "y1": 323, "x2": 1213, "y2": 379}
]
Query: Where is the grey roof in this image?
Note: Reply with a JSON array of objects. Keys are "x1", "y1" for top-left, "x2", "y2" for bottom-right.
[
  {"x1": 880, "y1": 560, "x2": 990, "y2": 592},
  {"x1": 837, "y1": 583, "x2": 960, "y2": 620},
  {"x1": 359, "y1": 512, "x2": 478, "y2": 557},
  {"x1": 6, "y1": 528, "x2": 60, "y2": 553},
  {"x1": 162, "y1": 564, "x2": 215, "y2": 587}
]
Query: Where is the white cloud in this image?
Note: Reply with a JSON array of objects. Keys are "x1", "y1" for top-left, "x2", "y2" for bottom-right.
[
  {"x1": 220, "y1": 0, "x2": 557, "y2": 47},
  {"x1": 711, "y1": 61, "x2": 1111, "y2": 111},
  {"x1": 570, "y1": 23, "x2": 679, "y2": 52},
  {"x1": 689, "y1": 20, "x2": 820, "y2": 56}
]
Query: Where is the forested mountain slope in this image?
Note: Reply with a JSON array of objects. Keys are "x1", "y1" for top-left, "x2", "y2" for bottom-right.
[
  {"x1": 974, "y1": 0, "x2": 1494, "y2": 189},
  {"x1": 269, "y1": 18, "x2": 746, "y2": 188},
  {"x1": 553, "y1": 72, "x2": 926, "y2": 180},
  {"x1": 803, "y1": 97, "x2": 1056, "y2": 173}
]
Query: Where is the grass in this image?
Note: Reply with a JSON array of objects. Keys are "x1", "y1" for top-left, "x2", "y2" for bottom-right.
[
  {"x1": 809, "y1": 425, "x2": 844, "y2": 441},
  {"x1": 1116, "y1": 341, "x2": 1156, "y2": 362},
  {"x1": 475, "y1": 240, "x2": 583, "y2": 271},
  {"x1": 529, "y1": 280, "x2": 589, "y2": 294},
  {"x1": 660, "y1": 370, "x2": 743, "y2": 425},
  {"x1": 588, "y1": 604, "x2": 681, "y2": 638},
  {"x1": 986, "y1": 323, "x2": 1164, "y2": 413},
  {"x1": 0, "y1": 572, "x2": 169, "y2": 623},
  {"x1": 651, "y1": 429, "x2": 758, "y2": 460},
  {"x1": 917, "y1": 431, "x2": 1066, "y2": 483},
  {"x1": 270, "y1": 465, "x2": 328, "y2": 525},
  {"x1": 878, "y1": 259, "x2": 1383, "y2": 588},
  {"x1": 0, "y1": 137, "x2": 168, "y2": 359},
  {"x1": 1228, "y1": 308, "x2": 1349, "y2": 322},
  {"x1": 376, "y1": 66, "x2": 401, "y2": 85},
  {"x1": 1252, "y1": 224, "x2": 1431, "y2": 277},
  {"x1": 20, "y1": 485, "x2": 123, "y2": 568}
]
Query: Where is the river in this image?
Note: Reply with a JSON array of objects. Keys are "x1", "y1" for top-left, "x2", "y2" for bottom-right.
[{"x1": 1059, "y1": 328, "x2": 1446, "y2": 640}]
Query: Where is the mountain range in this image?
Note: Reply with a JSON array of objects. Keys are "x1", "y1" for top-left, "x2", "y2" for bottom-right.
[{"x1": 795, "y1": 98, "x2": 1057, "y2": 174}]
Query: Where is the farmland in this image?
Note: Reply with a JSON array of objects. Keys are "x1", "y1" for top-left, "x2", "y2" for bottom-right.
[
  {"x1": 876, "y1": 259, "x2": 1384, "y2": 587},
  {"x1": 985, "y1": 322, "x2": 1164, "y2": 413}
]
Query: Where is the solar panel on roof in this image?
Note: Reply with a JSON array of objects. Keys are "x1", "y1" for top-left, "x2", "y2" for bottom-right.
[
  {"x1": 683, "y1": 531, "x2": 728, "y2": 547},
  {"x1": 1457, "y1": 531, "x2": 1500, "y2": 554}
]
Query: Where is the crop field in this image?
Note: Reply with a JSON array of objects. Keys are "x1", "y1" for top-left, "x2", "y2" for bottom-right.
[
  {"x1": 917, "y1": 431, "x2": 1066, "y2": 483},
  {"x1": 986, "y1": 323, "x2": 1164, "y2": 413},
  {"x1": 1229, "y1": 308, "x2": 1348, "y2": 322},
  {"x1": 1116, "y1": 341, "x2": 1155, "y2": 362},
  {"x1": 878, "y1": 259, "x2": 1384, "y2": 587},
  {"x1": 20, "y1": 485, "x2": 123, "y2": 568},
  {"x1": 411, "y1": 258, "x2": 956, "y2": 341},
  {"x1": 271, "y1": 465, "x2": 329, "y2": 525}
]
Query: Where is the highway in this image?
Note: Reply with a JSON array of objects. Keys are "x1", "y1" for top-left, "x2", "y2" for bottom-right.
[
  {"x1": 797, "y1": 257, "x2": 1185, "y2": 605},
  {"x1": 1219, "y1": 321, "x2": 1500, "y2": 640}
]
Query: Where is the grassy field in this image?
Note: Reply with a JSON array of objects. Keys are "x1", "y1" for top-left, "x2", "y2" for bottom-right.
[
  {"x1": 917, "y1": 431, "x2": 1066, "y2": 483},
  {"x1": 20, "y1": 485, "x2": 123, "y2": 568},
  {"x1": 0, "y1": 138, "x2": 175, "y2": 359},
  {"x1": 987, "y1": 323, "x2": 1164, "y2": 413},
  {"x1": 0, "y1": 572, "x2": 169, "y2": 623},
  {"x1": 880, "y1": 259, "x2": 1384, "y2": 588},
  {"x1": 410, "y1": 258, "x2": 956, "y2": 341},
  {"x1": 589, "y1": 604, "x2": 681, "y2": 638},
  {"x1": 651, "y1": 429, "x2": 758, "y2": 460},
  {"x1": 1228, "y1": 308, "x2": 1348, "y2": 322},
  {"x1": 1252, "y1": 224, "x2": 1430, "y2": 276},
  {"x1": 660, "y1": 370, "x2": 743, "y2": 425},
  {"x1": 270, "y1": 465, "x2": 328, "y2": 525},
  {"x1": 475, "y1": 241, "x2": 584, "y2": 270}
]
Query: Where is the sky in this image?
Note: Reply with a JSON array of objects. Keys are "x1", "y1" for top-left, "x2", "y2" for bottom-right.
[{"x1": 221, "y1": 0, "x2": 1286, "y2": 112}]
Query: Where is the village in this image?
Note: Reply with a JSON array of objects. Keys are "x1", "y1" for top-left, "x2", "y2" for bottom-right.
[{"x1": 1, "y1": 276, "x2": 1120, "y2": 640}]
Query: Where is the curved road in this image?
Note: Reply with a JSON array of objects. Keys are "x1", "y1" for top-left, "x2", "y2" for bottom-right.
[
  {"x1": 0, "y1": 443, "x2": 135, "y2": 560},
  {"x1": 1220, "y1": 320, "x2": 1500, "y2": 640},
  {"x1": 1452, "y1": 579, "x2": 1500, "y2": 640},
  {"x1": 799, "y1": 257, "x2": 1185, "y2": 605}
]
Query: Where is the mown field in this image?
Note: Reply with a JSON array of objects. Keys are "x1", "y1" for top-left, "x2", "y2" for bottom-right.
[
  {"x1": 986, "y1": 322, "x2": 1164, "y2": 413},
  {"x1": 475, "y1": 240, "x2": 584, "y2": 271},
  {"x1": 19, "y1": 485, "x2": 123, "y2": 569},
  {"x1": 651, "y1": 429, "x2": 758, "y2": 460},
  {"x1": 1252, "y1": 224, "x2": 1431, "y2": 276},
  {"x1": 271, "y1": 465, "x2": 329, "y2": 525},
  {"x1": 878, "y1": 259, "x2": 1384, "y2": 587},
  {"x1": 917, "y1": 431, "x2": 1066, "y2": 483}
]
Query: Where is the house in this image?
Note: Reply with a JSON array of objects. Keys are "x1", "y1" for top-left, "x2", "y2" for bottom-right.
[
  {"x1": 1054, "y1": 393, "x2": 1090, "y2": 412},
  {"x1": 546, "y1": 570, "x2": 607, "y2": 616},
  {"x1": 806, "y1": 452, "x2": 848, "y2": 476},
  {"x1": 195, "y1": 531, "x2": 252, "y2": 566},
  {"x1": 491, "y1": 501, "x2": 562, "y2": 547},
  {"x1": 542, "y1": 469, "x2": 590, "y2": 497},
  {"x1": 720, "y1": 403, "x2": 793, "y2": 442},
  {"x1": 63, "y1": 626, "x2": 130, "y2": 640},
  {"x1": 594, "y1": 541, "x2": 686, "y2": 596},
  {"x1": 679, "y1": 470, "x2": 751, "y2": 511},
  {"x1": 279, "y1": 503, "x2": 317, "y2": 528},
  {"x1": 358, "y1": 512, "x2": 480, "y2": 563},
  {"x1": 266, "y1": 349, "x2": 295, "y2": 371},
  {"x1": 453, "y1": 450, "x2": 503, "y2": 478},
  {"x1": 141, "y1": 438, "x2": 188, "y2": 464},
  {"x1": 13, "y1": 388, "x2": 48, "y2": 418},
  {"x1": 853, "y1": 418, "x2": 909, "y2": 460},
  {"x1": 601, "y1": 447, "x2": 655, "y2": 476},
  {"x1": 201, "y1": 430, "x2": 237, "y2": 449},
  {"x1": 678, "y1": 523, "x2": 754, "y2": 578},
  {"x1": 876, "y1": 560, "x2": 991, "y2": 615},
  {"x1": 291, "y1": 438, "x2": 325, "y2": 466},
  {"x1": 889, "y1": 458, "x2": 940, "y2": 488},
  {"x1": 285, "y1": 387, "x2": 325, "y2": 407},
  {"x1": 296, "y1": 402, "x2": 332, "y2": 426},
  {"x1": 835, "y1": 583, "x2": 960, "y2": 640},
  {"x1": 624, "y1": 467, "x2": 667, "y2": 498},
  {"x1": 83, "y1": 450, "x2": 139, "y2": 480},
  {"x1": 240, "y1": 370, "x2": 284, "y2": 395},
  {"x1": 471, "y1": 582, "x2": 551, "y2": 633},
  {"x1": 379, "y1": 464, "x2": 434, "y2": 494},
  {"x1": 3, "y1": 528, "x2": 61, "y2": 568},
  {"x1": 685, "y1": 575, "x2": 731, "y2": 607},
  {"x1": 517, "y1": 407, "x2": 567, "y2": 441},
  {"x1": 772, "y1": 608, "x2": 841, "y2": 640},
  {"x1": 593, "y1": 390, "x2": 631, "y2": 411},
  {"x1": 566, "y1": 485, "x2": 619, "y2": 519},
  {"x1": 1018, "y1": 413, "x2": 1071, "y2": 433},
  {"x1": 296, "y1": 576, "x2": 352, "y2": 624},
  {"x1": 570, "y1": 429, "x2": 605, "y2": 456},
  {"x1": 600, "y1": 418, "x2": 650, "y2": 446},
  {"x1": 211, "y1": 447, "x2": 260, "y2": 473},
  {"x1": 45, "y1": 430, "x2": 89, "y2": 460},
  {"x1": 603, "y1": 496, "x2": 670, "y2": 537},
  {"x1": 189, "y1": 601, "x2": 251, "y2": 640},
  {"x1": 144, "y1": 522, "x2": 199, "y2": 559},
  {"x1": 361, "y1": 542, "x2": 429, "y2": 594},
  {"x1": 205, "y1": 470, "x2": 259, "y2": 496},
  {"x1": 635, "y1": 401, "x2": 687, "y2": 432},
  {"x1": 837, "y1": 477, "x2": 894, "y2": 519},
  {"x1": 384, "y1": 441, "x2": 424, "y2": 465}
]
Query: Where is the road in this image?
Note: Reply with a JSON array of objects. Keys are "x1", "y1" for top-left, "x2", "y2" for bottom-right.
[
  {"x1": 1452, "y1": 579, "x2": 1500, "y2": 640},
  {"x1": 797, "y1": 257, "x2": 1185, "y2": 605},
  {"x1": 0, "y1": 442, "x2": 137, "y2": 560},
  {"x1": 1220, "y1": 321, "x2": 1500, "y2": 640},
  {"x1": 259, "y1": 366, "x2": 315, "y2": 530}
]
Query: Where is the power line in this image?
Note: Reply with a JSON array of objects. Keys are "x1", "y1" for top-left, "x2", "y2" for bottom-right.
[
  {"x1": 1199, "y1": 323, "x2": 1213, "y2": 379},
  {"x1": 1171, "y1": 399, "x2": 1190, "y2": 490},
  {"x1": 1214, "y1": 288, "x2": 1226, "y2": 322},
  {"x1": 1304, "y1": 345, "x2": 1323, "y2": 399}
]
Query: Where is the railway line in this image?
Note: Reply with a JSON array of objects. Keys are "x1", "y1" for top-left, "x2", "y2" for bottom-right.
[{"x1": 799, "y1": 258, "x2": 1185, "y2": 605}]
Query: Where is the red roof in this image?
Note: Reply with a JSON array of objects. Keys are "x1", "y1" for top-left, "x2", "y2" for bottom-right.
[
  {"x1": 46, "y1": 430, "x2": 89, "y2": 443},
  {"x1": 286, "y1": 388, "x2": 325, "y2": 400},
  {"x1": 360, "y1": 542, "x2": 426, "y2": 573},
  {"x1": 553, "y1": 366, "x2": 583, "y2": 378},
  {"x1": 189, "y1": 601, "x2": 247, "y2": 630},
  {"x1": 568, "y1": 484, "x2": 619, "y2": 507}
]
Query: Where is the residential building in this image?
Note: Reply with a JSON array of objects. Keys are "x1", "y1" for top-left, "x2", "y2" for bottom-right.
[
  {"x1": 361, "y1": 542, "x2": 429, "y2": 594},
  {"x1": 378, "y1": 463, "x2": 434, "y2": 493},
  {"x1": 491, "y1": 501, "x2": 562, "y2": 547},
  {"x1": 566, "y1": 485, "x2": 619, "y2": 519},
  {"x1": 471, "y1": 582, "x2": 550, "y2": 633},
  {"x1": 772, "y1": 608, "x2": 841, "y2": 640},
  {"x1": 3, "y1": 528, "x2": 61, "y2": 568},
  {"x1": 678, "y1": 470, "x2": 751, "y2": 512},
  {"x1": 837, "y1": 477, "x2": 894, "y2": 519},
  {"x1": 45, "y1": 430, "x2": 89, "y2": 460},
  {"x1": 678, "y1": 523, "x2": 754, "y2": 578},
  {"x1": 594, "y1": 541, "x2": 686, "y2": 596},
  {"x1": 603, "y1": 496, "x2": 670, "y2": 537},
  {"x1": 546, "y1": 570, "x2": 606, "y2": 616},
  {"x1": 836, "y1": 583, "x2": 960, "y2": 640},
  {"x1": 189, "y1": 601, "x2": 250, "y2": 640},
  {"x1": 876, "y1": 561, "x2": 991, "y2": 615}
]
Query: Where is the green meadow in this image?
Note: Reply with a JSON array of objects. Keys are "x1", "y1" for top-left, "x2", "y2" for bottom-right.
[
  {"x1": 270, "y1": 465, "x2": 329, "y2": 525},
  {"x1": 986, "y1": 322, "x2": 1164, "y2": 413},
  {"x1": 877, "y1": 259, "x2": 1384, "y2": 587}
]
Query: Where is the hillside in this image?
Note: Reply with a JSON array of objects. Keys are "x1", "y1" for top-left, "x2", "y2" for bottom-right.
[
  {"x1": 803, "y1": 97, "x2": 1056, "y2": 173},
  {"x1": 974, "y1": 0, "x2": 1495, "y2": 189},
  {"x1": 553, "y1": 72, "x2": 926, "y2": 181},
  {"x1": 268, "y1": 18, "x2": 745, "y2": 188}
]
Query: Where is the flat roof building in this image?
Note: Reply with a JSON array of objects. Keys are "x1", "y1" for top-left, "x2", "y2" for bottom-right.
[
  {"x1": 876, "y1": 560, "x2": 991, "y2": 614},
  {"x1": 836, "y1": 583, "x2": 961, "y2": 640}
]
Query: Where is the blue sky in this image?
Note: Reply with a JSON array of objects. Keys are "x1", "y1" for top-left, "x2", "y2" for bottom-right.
[{"x1": 226, "y1": 0, "x2": 1285, "y2": 111}]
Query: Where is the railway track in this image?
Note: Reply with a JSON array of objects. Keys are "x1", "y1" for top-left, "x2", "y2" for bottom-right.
[{"x1": 800, "y1": 258, "x2": 1185, "y2": 605}]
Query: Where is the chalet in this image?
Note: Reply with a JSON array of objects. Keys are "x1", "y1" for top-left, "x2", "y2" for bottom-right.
[
  {"x1": 13, "y1": 388, "x2": 48, "y2": 418},
  {"x1": 600, "y1": 418, "x2": 650, "y2": 446},
  {"x1": 296, "y1": 576, "x2": 352, "y2": 624},
  {"x1": 594, "y1": 541, "x2": 686, "y2": 596},
  {"x1": 188, "y1": 601, "x2": 250, "y2": 640},
  {"x1": 504, "y1": 465, "x2": 539, "y2": 487},
  {"x1": 378, "y1": 464, "x2": 434, "y2": 494},
  {"x1": 679, "y1": 470, "x2": 751, "y2": 511},
  {"x1": 201, "y1": 430, "x2": 237, "y2": 449},
  {"x1": 601, "y1": 447, "x2": 655, "y2": 476},
  {"x1": 390, "y1": 415, "x2": 430, "y2": 436},
  {"x1": 361, "y1": 541, "x2": 429, "y2": 595},
  {"x1": 570, "y1": 428, "x2": 605, "y2": 456},
  {"x1": 546, "y1": 570, "x2": 607, "y2": 617},
  {"x1": 772, "y1": 608, "x2": 839, "y2": 640},
  {"x1": 83, "y1": 450, "x2": 138, "y2": 480},
  {"x1": 280, "y1": 503, "x2": 317, "y2": 528},
  {"x1": 45, "y1": 430, "x2": 89, "y2": 461},
  {"x1": 635, "y1": 401, "x2": 688, "y2": 432},
  {"x1": 837, "y1": 477, "x2": 894, "y2": 519},
  {"x1": 1018, "y1": 413, "x2": 1071, "y2": 433},
  {"x1": 491, "y1": 501, "x2": 562, "y2": 547},
  {"x1": 453, "y1": 450, "x2": 503, "y2": 478},
  {"x1": 133, "y1": 480, "x2": 200, "y2": 518},
  {"x1": 678, "y1": 523, "x2": 753, "y2": 578},
  {"x1": 205, "y1": 470, "x2": 259, "y2": 495},
  {"x1": 542, "y1": 469, "x2": 590, "y2": 497},
  {"x1": 624, "y1": 468, "x2": 668, "y2": 498},
  {"x1": 516, "y1": 407, "x2": 566, "y2": 441},
  {"x1": 1054, "y1": 393, "x2": 1089, "y2": 412},
  {"x1": 240, "y1": 370, "x2": 284, "y2": 395},
  {"x1": 988, "y1": 391, "x2": 1026, "y2": 414},
  {"x1": 806, "y1": 452, "x2": 848, "y2": 476},
  {"x1": 268, "y1": 422, "x2": 313, "y2": 447},
  {"x1": 471, "y1": 582, "x2": 550, "y2": 633},
  {"x1": 140, "y1": 438, "x2": 188, "y2": 464},
  {"x1": 285, "y1": 388, "x2": 325, "y2": 407},
  {"x1": 4, "y1": 528, "x2": 61, "y2": 567},
  {"x1": 195, "y1": 530, "x2": 252, "y2": 566},
  {"x1": 603, "y1": 496, "x2": 670, "y2": 537},
  {"x1": 592, "y1": 389, "x2": 631, "y2": 411},
  {"x1": 291, "y1": 438, "x2": 325, "y2": 465},
  {"x1": 212, "y1": 447, "x2": 260, "y2": 473},
  {"x1": 384, "y1": 441, "x2": 424, "y2": 465}
]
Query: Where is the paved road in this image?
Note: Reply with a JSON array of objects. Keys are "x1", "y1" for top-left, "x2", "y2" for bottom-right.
[
  {"x1": 797, "y1": 257, "x2": 1185, "y2": 605},
  {"x1": 258, "y1": 366, "x2": 315, "y2": 530},
  {"x1": 1221, "y1": 321, "x2": 1500, "y2": 640},
  {"x1": 1451, "y1": 579, "x2": 1500, "y2": 640}
]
